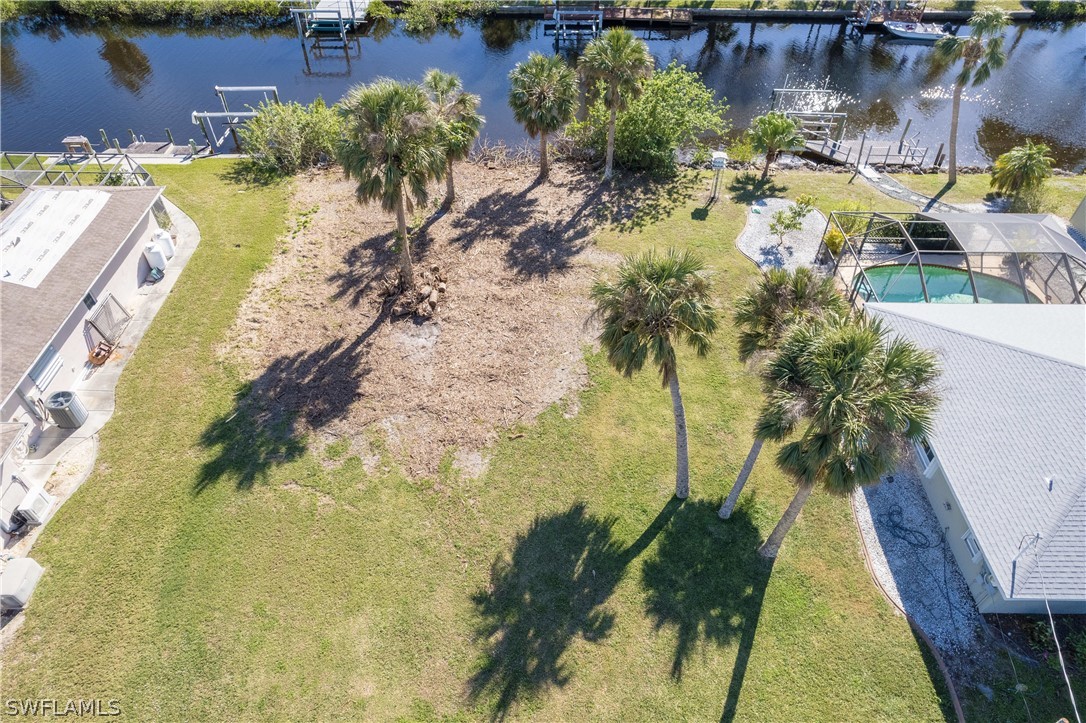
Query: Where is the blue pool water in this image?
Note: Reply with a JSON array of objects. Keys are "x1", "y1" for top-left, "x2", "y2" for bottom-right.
[{"x1": 859, "y1": 264, "x2": 1038, "y2": 303}]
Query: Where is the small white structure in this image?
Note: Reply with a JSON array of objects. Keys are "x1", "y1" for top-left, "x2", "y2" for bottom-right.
[
  {"x1": 0, "y1": 186, "x2": 166, "y2": 533},
  {"x1": 0, "y1": 557, "x2": 44, "y2": 611}
]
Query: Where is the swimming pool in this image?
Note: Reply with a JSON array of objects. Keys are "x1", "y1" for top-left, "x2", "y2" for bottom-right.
[{"x1": 857, "y1": 264, "x2": 1038, "y2": 304}]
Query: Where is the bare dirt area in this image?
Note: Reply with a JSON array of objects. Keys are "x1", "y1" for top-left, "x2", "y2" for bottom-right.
[{"x1": 226, "y1": 161, "x2": 618, "y2": 477}]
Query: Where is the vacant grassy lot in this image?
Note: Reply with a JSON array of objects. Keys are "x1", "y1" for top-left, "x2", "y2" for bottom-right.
[
  {"x1": 3, "y1": 161, "x2": 961, "y2": 721},
  {"x1": 891, "y1": 172, "x2": 1086, "y2": 220}
]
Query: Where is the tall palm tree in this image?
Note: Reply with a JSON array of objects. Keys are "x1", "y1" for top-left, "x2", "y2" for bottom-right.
[
  {"x1": 508, "y1": 52, "x2": 577, "y2": 178},
  {"x1": 748, "y1": 112, "x2": 806, "y2": 181},
  {"x1": 336, "y1": 79, "x2": 447, "y2": 292},
  {"x1": 578, "y1": 28, "x2": 654, "y2": 181},
  {"x1": 592, "y1": 248, "x2": 718, "y2": 499},
  {"x1": 934, "y1": 7, "x2": 1009, "y2": 185},
  {"x1": 755, "y1": 314, "x2": 940, "y2": 558},
  {"x1": 990, "y1": 139, "x2": 1053, "y2": 196},
  {"x1": 718, "y1": 268, "x2": 846, "y2": 520},
  {"x1": 423, "y1": 69, "x2": 485, "y2": 208}
]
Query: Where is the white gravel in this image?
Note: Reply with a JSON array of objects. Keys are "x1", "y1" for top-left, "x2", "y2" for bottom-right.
[
  {"x1": 734, "y1": 197, "x2": 828, "y2": 272},
  {"x1": 852, "y1": 461, "x2": 983, "y2": 658}
]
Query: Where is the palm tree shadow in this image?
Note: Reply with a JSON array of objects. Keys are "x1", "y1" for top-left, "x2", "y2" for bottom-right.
[
  {"x1": 469, "y1": 498, "x2": 683, "y2": 720},
  {"x1": 194, "y1": 310, "x2": 386, "y2": 492},
  {"x1": 641, "y1": 499, "x2": 770, "y2": 712},
  {"x1": 728, "y1": 173, "x2": 788, "y2": 205},
  {"x1": 922, "y1": 181, "x2": 956, "y2": 211}
]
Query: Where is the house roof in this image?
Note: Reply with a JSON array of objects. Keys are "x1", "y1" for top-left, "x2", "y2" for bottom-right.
[
  {"x1": 867, "y1": 303, "x2": 1086, "y2": 603},
  {"x1": 0, "y1": 187, "x2": 163, "y2": 407}
]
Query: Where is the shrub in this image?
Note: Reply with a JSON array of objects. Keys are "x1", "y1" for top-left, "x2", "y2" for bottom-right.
[
  {"x1": 831, "y1": 200, "x2": 872, "y2": 236},
  {"x1": 569, "y1": 62, "x2": 729, "y2": 177},
  {"x1": 1029, "y1": 1, "x2": 1086, "y2": 20},
  {"x1": 727, "y1": 135, "x2": 756, "y2": 165},
  {"x1": 991, "y1": 139, "x2": 1053, "y2": 196},
  {"x1": 400, "y1": 0, "x2": 496, "y2": 35},
  {"x1": 239, "y1": 97, "x2": 342, "y2": 177},
  {"x1": 1008, "y1": 185, "x2": 1052, "y2": 214},
  {"x1": 53, "y1": 0, "x2": 286, "y2": 23},
  {"x1": 822, "y1": 226, "x2": 846, "y2": 257},
  {"x1": 769, "y1": 195, "x2": 816, "y2": 246}
]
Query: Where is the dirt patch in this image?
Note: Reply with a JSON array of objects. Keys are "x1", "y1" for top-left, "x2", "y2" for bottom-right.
[{"x1": 225, "y1": 162, "x2": 615, "y2": 476}]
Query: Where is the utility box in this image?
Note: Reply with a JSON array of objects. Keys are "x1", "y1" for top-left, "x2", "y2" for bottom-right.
[
  {"x1": 711, "y1": 151, "x2": 728, "y2": 169},
  {"x1": 0, "y1": 558, "x2": 44, "y2": 612},
  {"x1": 46, "y1": 391, "x2": 89, "y2": 429},
  {"x1": 16, "y1": 486, "x2": 55, "y2": 526}
]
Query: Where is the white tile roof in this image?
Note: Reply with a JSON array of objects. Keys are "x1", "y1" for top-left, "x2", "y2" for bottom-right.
[{"x1": 867, "y1": 303, "x2": 1086, "y2": 603}]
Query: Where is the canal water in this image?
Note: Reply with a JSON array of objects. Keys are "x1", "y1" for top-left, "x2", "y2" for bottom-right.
[{"x1": 2, "y1": 15, "x2": 1084, "y2": 169}]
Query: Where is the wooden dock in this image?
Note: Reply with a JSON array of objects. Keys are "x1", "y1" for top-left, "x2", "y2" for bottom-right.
[
  {"x1": 309, "y1": 0, "x2": 369, "y2": 30},
  {"x1": 803, "y1": 137, "x2": 929, "y2": 168}
]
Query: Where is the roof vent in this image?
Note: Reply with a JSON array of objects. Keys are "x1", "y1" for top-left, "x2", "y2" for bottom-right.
[{"x1": 1045, "y1": 476, "x2": 1054, "y2": 491}]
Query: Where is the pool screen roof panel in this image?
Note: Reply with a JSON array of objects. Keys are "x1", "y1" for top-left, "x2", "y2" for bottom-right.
[{"x1": 919, "y1": 212, "x2": 1086, "y2": 259}]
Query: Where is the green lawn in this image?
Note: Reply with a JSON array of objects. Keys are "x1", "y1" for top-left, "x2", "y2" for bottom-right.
[
  {"x1": 891, "y1": 172, "x2": 1086, "y2": 221},
  {"x1": 0, "y1": 162, "x2": 1009, "y2": 721}
]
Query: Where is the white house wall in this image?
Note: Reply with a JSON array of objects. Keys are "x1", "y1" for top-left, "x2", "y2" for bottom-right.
[{"x1": 1, "y1": 210, "x2": 158, "y2": 438}]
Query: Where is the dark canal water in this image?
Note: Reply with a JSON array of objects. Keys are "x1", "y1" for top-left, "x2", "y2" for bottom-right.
[{"x1": 2, "y1": 16, "x2": 1084, "y2": 169}]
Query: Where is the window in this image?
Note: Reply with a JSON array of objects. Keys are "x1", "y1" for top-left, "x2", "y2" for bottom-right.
[
  {"x1": 28, "y1": 345, "x2": 63, "y2": 392},
  {"x1": 913, "y1": 437, "x2": 935, "y2": 469},
  {"x1": 963, "y1": 531, "x2": 982, "y2": 561},
  {"x1": 82, "y1": 292, "x2": 97, "y2": 310}
]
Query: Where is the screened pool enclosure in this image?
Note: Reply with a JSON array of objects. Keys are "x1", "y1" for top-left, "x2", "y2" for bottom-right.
[{"x1": 819, "y1": 212, "x2": 1086, "y2": 306}]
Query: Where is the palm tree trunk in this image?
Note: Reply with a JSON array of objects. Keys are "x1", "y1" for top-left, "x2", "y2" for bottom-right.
[
  {"x1": 761, "y1": 152, "x2": 772, "y2": 181},
  {"x1": 444, "y1": 155, "x2": 455, "y2": 208},
  {"x1": 604, "y1": 106, "x2": 617, "y2": 181},
  {"x1": 947, "y1": 81, "x2": 963, "y2": 185},
  {"x1": 758, "y1": 483, "x2": 814, "y2": 559},
  {"x1": 394, "y1": 192, "x2": 414, "y2": 292},
  {"x1": 539, "y1": 132, "x2": 549, "y2": 178},
  {"x1": 668, "y1": 370, "x2": 690, "y2": 500},
  {"x1": 719, "y1": 438, "x2": 763, "y2": 520}
]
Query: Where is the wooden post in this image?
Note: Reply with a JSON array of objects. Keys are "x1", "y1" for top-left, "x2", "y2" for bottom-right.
[
  {"x1": 849, "y1": 133, "x2": 867, "y2": 184},
  {"x1": 128, "y1": 129, "x2": 137, "y2": 144},
  {"x1": 934, "y1": 142, "x2": 945, "y2": 168},
  {"x1": 99, "y1": 129, "x2": 109, "y2": 148},
  {"x1": 165, "y1": 127, "x2": 175, "y2": 145},
  {"x1": 898, "y1": 118, "x2": 912, "y2": 153},
  {"x1": 113, "y1": 138, "x2": 122, "y2": 152}
]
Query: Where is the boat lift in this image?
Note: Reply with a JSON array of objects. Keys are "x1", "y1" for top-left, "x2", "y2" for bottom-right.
[{"x1": 191, "y1": 86, "x2": 280, "y2": 152}]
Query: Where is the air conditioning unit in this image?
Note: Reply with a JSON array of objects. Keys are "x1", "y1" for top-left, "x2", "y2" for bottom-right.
[{"x1": 15, "y1": 486, "x2": 55, "y2": 526}]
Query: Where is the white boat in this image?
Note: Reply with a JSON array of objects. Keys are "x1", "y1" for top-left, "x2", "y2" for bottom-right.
[{"x1": 883, "y1": 20, "x2": 951, "y2": 41}]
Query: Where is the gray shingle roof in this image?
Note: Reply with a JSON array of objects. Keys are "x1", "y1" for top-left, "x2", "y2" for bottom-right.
[{"x1": 867, "y1": 303, "x2": 1086, "y2": 603}]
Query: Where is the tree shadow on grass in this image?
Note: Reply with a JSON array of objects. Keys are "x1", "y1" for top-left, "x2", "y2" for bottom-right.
[
  {"x1": 596, "y1": 172, "x2": 701, "y2": 233},
  {"x1": 195, "y1": 311, "x2": 385, "y2": 492},
  {"x1": 470, "y1": 498, "x2": 683, "y2": 720},
  {"x1": 728, "y1": 172, "x2": 788, "y2": 205},
  {"x1": 640, "y1": 500, "x2": 772, "y2": 720},
  {"x1": 216, "y1": 160, "x2": 287, "y2": 189}
]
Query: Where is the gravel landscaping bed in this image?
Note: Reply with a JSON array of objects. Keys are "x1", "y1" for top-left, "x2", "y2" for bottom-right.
[
  {"x1": 734, "y1": 197, "x2": 827, "y2": 272},
  {"x1": 853, "y1": 462, "x2": 983, "y2": 660}
]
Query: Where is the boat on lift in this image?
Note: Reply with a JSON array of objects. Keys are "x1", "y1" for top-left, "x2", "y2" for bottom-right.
[{"x1": 883, "y1": 20, "x2": 952, "y2": 41}]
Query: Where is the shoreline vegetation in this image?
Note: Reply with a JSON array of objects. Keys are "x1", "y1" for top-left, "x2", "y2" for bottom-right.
[{"x1": 3, "y1": 0, "x2": 1085, "y2": 24}]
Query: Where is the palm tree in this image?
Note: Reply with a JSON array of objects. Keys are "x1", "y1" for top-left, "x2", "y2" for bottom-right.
[
  {"x1": 578, "y1": 28, "x2": 654, "y2": 181},
  {"x1": 718, "y1": 268, "x2": 846, "y2": 520},
  {"x1": 755, "y1": 314, "x2": 940, "y2": 558},
  {"x1": 934, "y1": 7, "x2": 1009, "y2": 185},
  {"x1": 423, "y1": 69, "x2": 485, "y2": 208},
  {"x1": 336, "y1": 79, "x2": 447, "y2": 292},
  {"x1": 508, "y1": 52, "x2": 578, "y2": 178},
  {"x1": 990, "y1": 139, "x2": 1053, "y2": 196},
  {"x1": 748, "y1": 112, "x2": 806, "y2": 181},
  {"x1": 592, "y1": 248, "x2": 718, "y2": 499}
]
